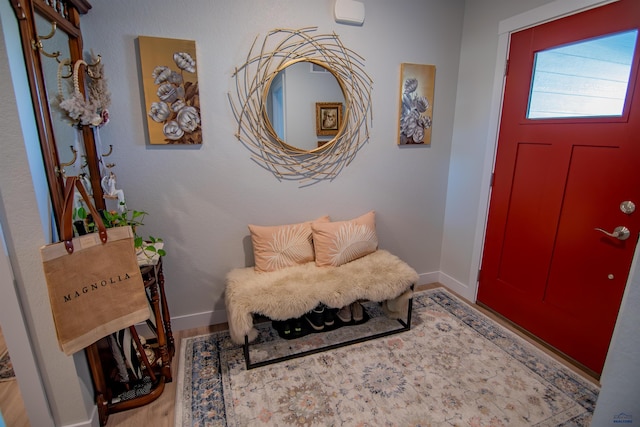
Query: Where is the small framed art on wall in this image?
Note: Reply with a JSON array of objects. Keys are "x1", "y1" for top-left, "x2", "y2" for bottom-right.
[{"x1": 315, "y1": 102, "x2": 343, "y2": 136}]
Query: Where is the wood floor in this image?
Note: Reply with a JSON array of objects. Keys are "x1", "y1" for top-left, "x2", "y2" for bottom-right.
[
  {"x1": 0, "y1": 326, "x2": 30, "y2": 427},
  {"x1": 2, "y1": 284, "x2": 600, "y2": 426}
]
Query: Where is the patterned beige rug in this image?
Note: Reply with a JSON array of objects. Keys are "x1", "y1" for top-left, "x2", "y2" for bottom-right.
[
  {"x1": 0, "y1": 351, "x2": 14, "y2": 382},
  {"x1": 175, "y1": 288, "x2": 599, "y2": 426}
]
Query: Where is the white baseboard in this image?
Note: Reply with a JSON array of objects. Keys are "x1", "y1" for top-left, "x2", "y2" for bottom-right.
[
  {"x1": 171, "y1": 309, "x2": 228, "y2": 332},
  {"x1": 438, "y1": 271, "x2": 475, "y2": 302},
  {"x1": 418, "y1": 271, "x2": 441, "y2": 286},
  {"x1": 417, "y1": 270, "x2": 476, "y2": 302}
]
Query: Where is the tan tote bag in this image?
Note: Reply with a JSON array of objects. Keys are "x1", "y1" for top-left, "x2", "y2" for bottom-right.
[{"x1": 40, "y1": 177, "x2": 149, "y2": 355}]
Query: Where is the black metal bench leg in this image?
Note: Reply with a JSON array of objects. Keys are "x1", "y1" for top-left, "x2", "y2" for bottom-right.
[{"x1": 243, "y1": 334, "x2": 251, "y2": 370}]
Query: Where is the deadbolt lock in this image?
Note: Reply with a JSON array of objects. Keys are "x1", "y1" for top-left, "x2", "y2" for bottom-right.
[{"x1": 620, "y1": 201, "x2": 636, "y2": 215}]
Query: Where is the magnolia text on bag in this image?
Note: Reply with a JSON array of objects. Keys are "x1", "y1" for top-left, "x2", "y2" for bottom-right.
[{"x1": 63, "y1": 273, "x2": 133, "y2": 303}]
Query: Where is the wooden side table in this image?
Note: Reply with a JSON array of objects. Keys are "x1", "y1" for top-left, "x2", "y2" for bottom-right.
[{"x1": 86, "y1": 257, "x2": 174, "y2": 426}]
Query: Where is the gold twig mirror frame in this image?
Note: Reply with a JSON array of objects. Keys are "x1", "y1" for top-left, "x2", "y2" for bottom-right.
[{"x1": 228, "y1": 27, "x2": 373, "y2": 185}]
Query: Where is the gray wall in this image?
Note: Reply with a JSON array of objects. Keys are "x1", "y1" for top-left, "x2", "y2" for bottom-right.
[{"x1": 80, "y1": 0, "x2": 466, "y2": 330}]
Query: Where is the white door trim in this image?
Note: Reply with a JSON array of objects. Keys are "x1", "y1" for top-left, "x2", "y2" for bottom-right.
[{"x1": 499, "y1": 0, "x2": 618, "y2": 34}]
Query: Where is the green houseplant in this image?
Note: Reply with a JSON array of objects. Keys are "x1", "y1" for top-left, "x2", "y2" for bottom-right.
[{"x1": 74, "y1": 203, "x2": 166, "y2": 260}]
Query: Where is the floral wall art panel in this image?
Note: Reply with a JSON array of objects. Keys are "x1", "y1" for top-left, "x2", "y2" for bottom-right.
[
  {"x1": 398, "y1": 63, "x2": 435, "y2": 145},
  {"x1": 138, "y1": 36, "x2": 202, "y2": 145}
]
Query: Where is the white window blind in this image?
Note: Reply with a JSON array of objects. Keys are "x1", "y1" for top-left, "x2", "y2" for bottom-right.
[{"x1": 527, "y1": 29, "x2": 638, "y2": 119}]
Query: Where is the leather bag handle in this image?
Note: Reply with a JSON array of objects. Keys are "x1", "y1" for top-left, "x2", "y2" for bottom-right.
[{"x1": 61, "y1": 176, "x2": 108, "y2": 254}]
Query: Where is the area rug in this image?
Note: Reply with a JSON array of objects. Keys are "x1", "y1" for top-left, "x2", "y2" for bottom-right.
[
  {"x1": 175, "y1": 288, "x2": 599, "y2": 426},
  {"x1": 0, "y1": 351, "x2": 15, "y2": 382}
]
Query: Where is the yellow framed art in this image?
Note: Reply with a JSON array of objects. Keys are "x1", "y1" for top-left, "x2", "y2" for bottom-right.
[
  {"x1": 138, "y1": 36, "x2": 202, "y2": 145},
  {"x1": 398, "y1": 63, "x2": 435, "y2": 145}
]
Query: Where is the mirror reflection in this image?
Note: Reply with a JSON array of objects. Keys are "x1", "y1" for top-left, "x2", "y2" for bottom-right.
[
  {"x1": 265, "y1": 61, "x2": 345, "y2": 152},
  {"x1": 34, "y1": 13, "x2": 86, "y2": 179}
]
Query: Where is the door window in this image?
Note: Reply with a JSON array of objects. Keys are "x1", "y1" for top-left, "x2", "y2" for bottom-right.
[{"x1": 527, "y1": 29, "x2": 638, "y2": 119}]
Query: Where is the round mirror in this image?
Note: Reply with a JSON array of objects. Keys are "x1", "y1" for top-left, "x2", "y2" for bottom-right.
[
  {"x1": 263, "y1": 59, "x2": 347, "y2": 153},
  {"x1": 229, "y1": 28, "x2": 373, "y2": 184}
]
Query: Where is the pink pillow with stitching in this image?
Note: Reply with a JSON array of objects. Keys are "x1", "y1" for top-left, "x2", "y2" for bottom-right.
[
  {"x1": 311, "y1": 211, "x2": 378, "y2": 267},
  {"x1": 249, "y1": 216, "x2": 330, "y2": 272}
]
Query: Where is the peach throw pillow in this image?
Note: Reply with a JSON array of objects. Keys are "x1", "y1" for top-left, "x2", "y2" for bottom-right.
[
  {"x1": 311, "y1": 211, "x2": 378, "y2": 267},
  {"x1": 249, "y1": 216, "x2": 330, "y2": 272}
]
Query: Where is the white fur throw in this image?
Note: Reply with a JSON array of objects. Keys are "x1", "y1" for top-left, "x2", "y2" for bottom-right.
[{"x1": 225, "y1": 249, "x2": 419, "y2": 344}]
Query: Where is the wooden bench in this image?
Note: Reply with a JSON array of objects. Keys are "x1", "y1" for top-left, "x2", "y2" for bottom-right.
[{"x1": 225, "y1": 249, "x2": 418, "y2": 369}]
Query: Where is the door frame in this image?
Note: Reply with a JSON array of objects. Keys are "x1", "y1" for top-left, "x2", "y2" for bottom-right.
[{"x1": 470, "y1": 0, "x2": 623, "y2": 303}]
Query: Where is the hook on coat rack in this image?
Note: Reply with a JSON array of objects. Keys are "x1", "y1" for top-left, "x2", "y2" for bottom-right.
[
  {"x1": 102, "y1": 144, "x2": 113, "y2": 157},
  {"x1": 55, "y1": 145, "x2": 78, "y2": 176},
  {"x1": 32, "y1": 21, "x2": 64, "y2": 62}
]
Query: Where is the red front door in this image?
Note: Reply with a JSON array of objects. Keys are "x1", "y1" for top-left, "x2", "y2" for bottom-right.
[{"x1": 478, "y1": 0, "x2": 640, "y2": 375}]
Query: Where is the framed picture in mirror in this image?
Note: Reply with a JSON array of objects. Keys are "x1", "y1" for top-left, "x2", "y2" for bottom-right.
[{"x1": 316, "y1": 102, "x2": 342, "y2": 136}]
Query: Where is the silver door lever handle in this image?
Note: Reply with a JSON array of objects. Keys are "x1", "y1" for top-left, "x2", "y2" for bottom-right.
[{"x1": 594, "y1": 226, "x2": 631, "y2": 241}]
